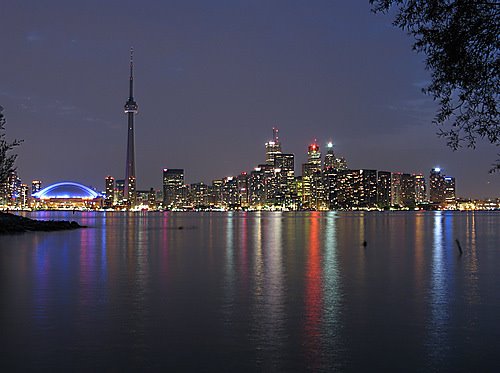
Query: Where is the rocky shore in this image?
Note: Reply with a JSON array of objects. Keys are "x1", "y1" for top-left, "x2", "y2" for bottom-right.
[{"x1": 0, "y1": 212, "x2": 84, "y2": 234}]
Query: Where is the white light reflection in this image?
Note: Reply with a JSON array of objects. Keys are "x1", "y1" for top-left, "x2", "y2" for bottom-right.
[
  {"x1": 322, "y1": 211, "x2": 343, "y2": 369},
  {"x1": 428, "y1": 211, "x2": 449, "y2": 362}
]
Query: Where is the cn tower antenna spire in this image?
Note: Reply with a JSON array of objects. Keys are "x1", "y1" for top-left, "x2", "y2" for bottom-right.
[{"x1": 129, "y1": 47, "x2": 134, "y2": 100}]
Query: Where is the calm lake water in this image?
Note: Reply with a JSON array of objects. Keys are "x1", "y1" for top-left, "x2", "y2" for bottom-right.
[{"x1": 1, "y1": 211, "x2": 499, "y2": 372}]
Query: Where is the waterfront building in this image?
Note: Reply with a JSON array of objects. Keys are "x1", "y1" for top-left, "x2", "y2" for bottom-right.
[
  {"x1": 115, "y1": 179, "x2": 125, "y2": 205},
  {"x1": 124, "y1": 49, "x2": 138, "y2": 208},
  {"x1": 248, "y1": 167, "x2": 266, "y2": 208},
  {"x1": 337, "y1": 169, "x2": 377, "y2": 209},
  {"x1": 401, "y1": 173, "x2": 416, "y2": 207},
  {"x1": 163, "y1": 169, "x2": 184, "y2": 210},
  {"x1": 444, "y1": 176, "x2": 456, "y2": 203},
  {"x1": 274, "y1": 153, "x2": 295, "y2": 208},
  {"x1": 31, "y1": 180, "x2": 42, "y2": 196},
  {"x1": 377, "y1": 171, "x2": 392, "y2": 208},
  {"x1": 413, "y1": 174, "x2": 426, "y2": 204},
  {"x1": 190, "y1": 182, "x2": 210, "y2": 208},
  {"x1": 221, "y1": 177, "x2": 240, "y2": 209},
  {"x1": 237, "y1": 172, "x2": 249, "y2": 208},
  {"x1": 211, "y1": 179, "x2": 223, "y2": 208},
  {"x1": 391, "y1": 173, "x2": 403, "y2": 207},
  {"x1": 429, "y1": 168, "x2": 446, "y2": 204},
  {"x1": 31, "y1": 181, "x2": 103, "y2": 210},
  {"x1": 105, "y1": 176, "x2": 115, "y2": 208},
  {"x1": 20, "y1": 184, "x2": 29, "y2": 209},
  {"x1": 148, "y1": 188, "x2": 157, "y2": 210}
]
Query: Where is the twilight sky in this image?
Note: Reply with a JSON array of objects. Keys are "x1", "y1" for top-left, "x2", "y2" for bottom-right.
[{"x1": 1, "y1": 0, "x2": 498, "y2": 198}]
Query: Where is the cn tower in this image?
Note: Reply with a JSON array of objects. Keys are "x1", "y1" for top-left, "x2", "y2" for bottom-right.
[{"x1": 124, "y1": 48, "x2": 138, "y2": 207}]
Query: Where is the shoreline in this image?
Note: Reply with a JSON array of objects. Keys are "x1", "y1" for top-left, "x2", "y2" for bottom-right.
[{"x1": 0, "y1": 212, "x2": 84, "y2": 234}]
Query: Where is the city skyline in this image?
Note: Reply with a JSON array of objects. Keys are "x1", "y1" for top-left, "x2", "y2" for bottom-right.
[{"x1": 1, "y1": 1, "x2": 498, "y2": 198}]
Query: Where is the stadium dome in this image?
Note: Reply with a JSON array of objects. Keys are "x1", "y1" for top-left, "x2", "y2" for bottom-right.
[{"x1": 33, "y1": 182, "x2": 101, "y2": 199}]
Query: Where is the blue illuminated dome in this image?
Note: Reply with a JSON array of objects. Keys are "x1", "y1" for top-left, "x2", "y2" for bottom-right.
[{"x1": 33, "y1": 182, "x2": 101, "y2": 199}]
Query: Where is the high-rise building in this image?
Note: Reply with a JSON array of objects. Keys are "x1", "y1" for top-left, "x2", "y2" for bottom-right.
[
  {"x1": 248, "y1": 167, "x2": 266, "y2": 208},
  {"x1": 105, "y1": 176, "x2": 115, "y2": 208},
  {"x1": 190, "y1": 182, "x2": 210, "y2": 208},
  {"x1": 265, "y1": 127, "x2": 282, "y2": 165},
  {"x1": 307, "y1": 141, "x2": 321, "y2": 167},
  {"x1": 444, "y1": 176, "x2": 456, "y2": 203},
  {"x1": 274, "y1": 153, "x2": 295, "y2": 207},
  {"x1": 377, "y1": 171, "x2": 392, "y2": 207},
  {"x1": 163, "y1": 169, "x2": 184, "y2": 209},
  {"x1": 324, "y1": 142, "x2": 335, "y2": 169},
  {"x1": 413, "y1": 174, "x2": 426, "y2": 204},
  {"x1": 20, "y1": 184, "x2": 29, "y2": 209},
  {"x1": 391, "y1": 173, "x2": 403, "y2": 206},
  {"x1": 148, "y1": 188, "x2": 157, "y2": 210},
  {"x1": 115, "y1": 179, "x2": 125, "y2": 204},
  {"x1": 401, "y1": 173, "x2": 416, "y2": 207},
  {"x1": 429, "y1": 168, "x2": 446, "y2": 204},
  {"x1": 31, "y1": 180, "x2": 42, "y2": 196},
  {"x1": 124, "y1": 48, "x2": 138, "y2": 208},
  {"x1": 237, "y1": 172, "x2": 249, "y2": 208}
]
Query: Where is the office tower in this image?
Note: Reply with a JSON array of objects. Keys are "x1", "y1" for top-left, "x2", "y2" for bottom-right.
[
  {"x1": 31, "y1": 180, "x2": 42, "y2": 196},
  {"x1": 391, "y1": 173, "x2": 403, "y2": 206},
  {"x1": 163, "y1": 169, "x2": 184, "y2": 210},
  {"x1": 361, "y1": 169, "x2": 378, "y2": 208},
  {"x1": 105, "y1": 176, "x2": 115, "y2": 208},
  {"x1": 324, "y1": 142, "x2": 335, "y2": 169},
  {"x1": 307, "y1": 141, "x2": 321, "y2": 167},
  {"x1": 302, "y1": 142, "x2": 322, "y2": 209},
  {"x1": 336, "y1": 169, "x2": 377, "y2": 209},
  {"x1": 190, "y1": 182, "x2": 210, "y2": 208},
  {"x1": 237, "y1": 172, "x2": 249, "y2": 208},
  {"x1": 265, "y1": 127, "x2": 282, "y2": 165},
  {"x1": 444, "y1": 176, "x2": 456, "y2": 203},
  {"x1": 413, "y1": 174, "x2": 426, "y2": 204},
  {"x1": 124, "y1": 48, "x2": 138, "y2": 208},
  {"x1": 248, "y1": 167, "x2": 266, "y2": 208},
  {"x1": 401, "y1": 173, "x2": 416, "y2": 207},
  {"x1": 211, "y1": 179, "x2": 224, "y2": 208},
  {"x1": 334, "y1": 157, "x2": 347, "y2": 170},
  {"x1": 274, "y1": 153, "x2": 296, "y2": 208},
  {"x1": 148, "y1": 188, "x2": 157, "y2": 210},
  {"x1": 429, "y1": 168, "x2": 446, "y2": 204},
  {"x1": 20, "y1": 184, "x2": 29, "y2": 208},
  {"x1": 377, "y1": 171, "x2": 392, "y2": 208},
  {"x1": 222, "y1": 177, "x2": 240, "y2": 208}
]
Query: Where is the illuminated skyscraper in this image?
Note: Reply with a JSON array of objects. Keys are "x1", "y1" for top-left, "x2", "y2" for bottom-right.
[
  {"x1": 31, "y1": 180, "x2": 42, "y2": 196},
  {"x1": 413, "y1": 174, "x2": 426, "y2": 204},
  {"x1": 124, "y1": 48, "x2": 138, "y2": 208},
  {"x1": 324, "y1": 142, "x2": 335, "y2": 169},
  {"x1": 105, "y1": 176, "x2": 115, "y2": 208},
  {"x1": 265, "y1": 127, "x2": 282, "y2": 165},
  {"x1": 163, "y1": 169, "x2": 184, "y2": 209},
  {"x1": 307, "y1": 141, "x2": 321, "y2": 167},
  {"x1": 444, "y1": 176, "x2": 456, "y2": 203},
  {"x1": 429, "y1": 168, "x2": 446, "y2": 204}
]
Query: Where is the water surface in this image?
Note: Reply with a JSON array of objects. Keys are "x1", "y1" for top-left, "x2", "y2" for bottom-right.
[{"x1": 1, "y1": 211, "x2": 499, "y2": 371}]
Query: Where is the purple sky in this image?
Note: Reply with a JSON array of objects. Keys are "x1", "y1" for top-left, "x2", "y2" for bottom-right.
[{"x1": 1, "y1": 0, "x2": 498, "y2": 198}]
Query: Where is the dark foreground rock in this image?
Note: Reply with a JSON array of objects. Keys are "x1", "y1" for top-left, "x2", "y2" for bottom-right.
[{"x1": 0, "y1": 212, "x2": 84, "y2": 234}]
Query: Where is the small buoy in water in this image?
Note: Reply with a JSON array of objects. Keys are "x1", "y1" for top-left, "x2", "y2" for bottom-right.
[
  {"x1": 178, "y1": 226, "x2": 184, "y2": 230},
  {"x1": 455, "y1": 239, "x2": 463, "y2": 255},
  {"x1": 362, "y1": 240, "x2": 367, "y2": 247}
]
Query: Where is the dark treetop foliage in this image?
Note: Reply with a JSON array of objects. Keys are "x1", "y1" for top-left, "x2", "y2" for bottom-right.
[
  {"x1": 0, "y1": 106, "x2": 23, "y2": 184},
  {"x1": 370, "y1": 0, "x2": 500, "y2": 171}
]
